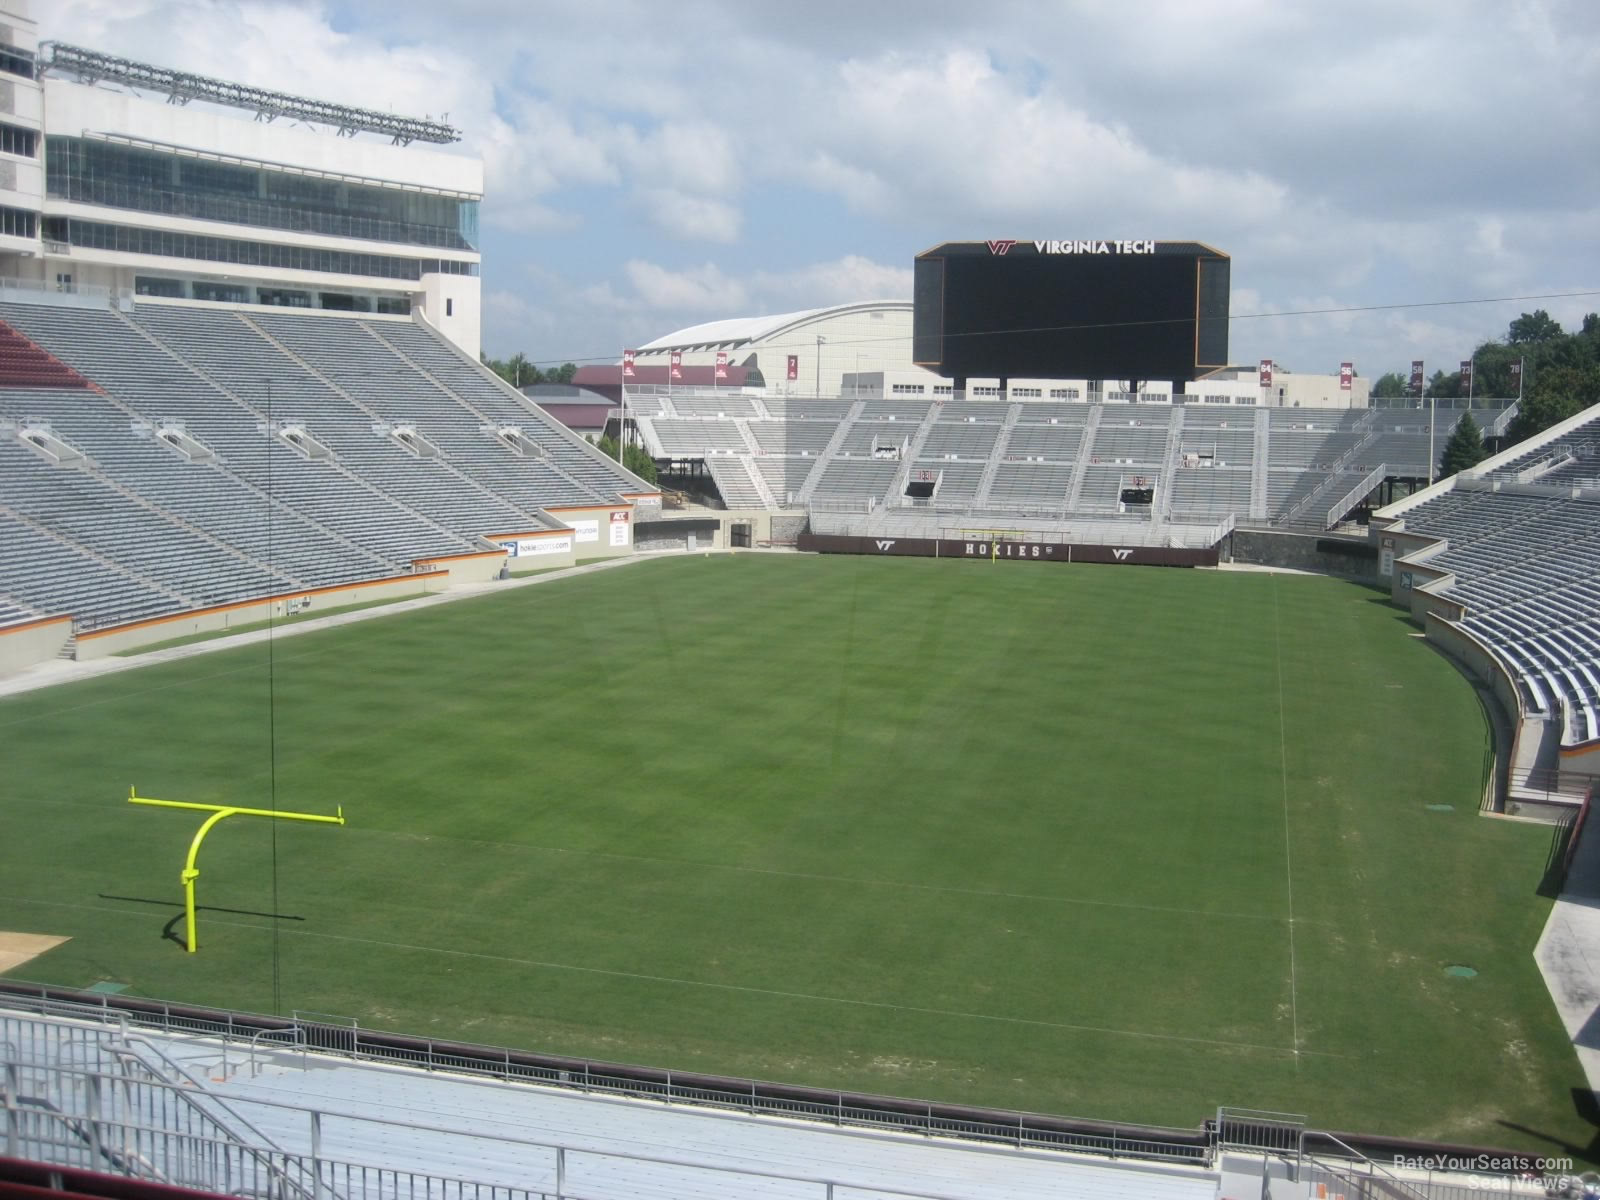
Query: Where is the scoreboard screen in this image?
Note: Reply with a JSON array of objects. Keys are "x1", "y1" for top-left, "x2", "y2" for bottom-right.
[{"x1": 913, "y1": 240, "x2": 1230, "y2": 384}]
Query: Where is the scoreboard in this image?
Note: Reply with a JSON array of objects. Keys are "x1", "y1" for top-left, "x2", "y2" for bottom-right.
[{"x1": 912, "y1": 239, "x2": 1230, "y2": 385}]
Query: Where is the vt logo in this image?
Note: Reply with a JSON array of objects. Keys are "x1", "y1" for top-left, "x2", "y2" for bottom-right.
[
  {"x1": 875, "y1": 540, "x2": 896, "y2": 551},
  {"x1": 986, "y1": 240, "x2": 1017, "y2": 255},
  {"x1": 1112, "y1": 548, "x2": 1134, "y2": 560}
]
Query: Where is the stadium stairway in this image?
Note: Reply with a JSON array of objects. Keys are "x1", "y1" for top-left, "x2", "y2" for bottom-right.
[
  {"x1": 1278, "y1": 425, "x2": 1381, "y2": 526},
  {"x1": 884, "y1": 407, "x2": 942, "y2": 503},
  {"x1": 1153, "y1": 405, "x2": 1187, "y2": 527},
  {"x1": 795, "y1": 399, "x2": 865, "y2": 505},
  {"x1": 1250, "y1": 407, "x2": 1271, "y2": 519},
  {"x1": 971, "y1": 402, "x2": 1022, "y2": 507},
  {"x1": 1064, "y1": 405, "x2": 1103, "y2": 510}
]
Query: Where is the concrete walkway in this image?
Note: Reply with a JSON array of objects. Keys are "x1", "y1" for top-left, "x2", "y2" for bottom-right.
[
  {"x1": 1534, "y1": 811, "x2": 1600, "y2": 1097},
  {"x1": 0, "y1": 552, "x2": 674, "y2": 700}
]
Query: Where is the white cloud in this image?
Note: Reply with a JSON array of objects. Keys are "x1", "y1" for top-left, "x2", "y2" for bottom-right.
[
  {"x1": 752, "y1": 255, "x2": 913, "y2": 309},
  {"x1": 622, "y1": 260, "x2": 750, "y2": 313},
  {"x1": 39, "y1": 0, "x2": 1600, "y2": 372},
  {"x1": 635, "y1": 189, "x2": 742, "y2": 243}
]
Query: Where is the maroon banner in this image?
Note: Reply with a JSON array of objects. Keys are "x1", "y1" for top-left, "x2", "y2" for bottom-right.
[
  {"x1": 714, "y1": 350, "x2": 728, "y2": 381},
  {"x1": 1339, "y1": 362, "x2": 1353, "y2": 391},
  {"x1": 796, "y1": 533, "x2": 1218, "y2": 568},
  {"x1": 1410, "y1": 359, "x2": 1424, "y2": 396},
  {"x1": 1460, "y1": 359, "x2": 1473, "y2": 387},
  {"x1": 621, "y1": 349, "x2": 636, "y2": 378},
  {"x1": 786, "y1": 354, "x2": 799, "y2": 381},
  {"x1": 1258, "y1": 359, "x2": 1273, "y2": 388},
  {"x1": 669, "y1": 350, "x2": 683, "y2": 381}
]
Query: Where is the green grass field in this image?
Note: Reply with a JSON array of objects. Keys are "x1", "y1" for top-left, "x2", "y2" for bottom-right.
[{"x1": 0, "y1": 555, "x2": 1586, "y2": 1150}]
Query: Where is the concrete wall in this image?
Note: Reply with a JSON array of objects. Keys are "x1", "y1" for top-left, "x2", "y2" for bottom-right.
[
  {"x1": 635, "y1": 509, "x2": 788, "y2": 552},
  {"x1": 1374, "y1": 525, "x2": 1451, "y2": 601},
  {"x1": 415, "y1": 549, "x2": 509, "y2": 583},
  {"x1": 770, "y1": 514, "x2": 807, "y2": 545},
  {"x1": 542, "y1": 505, "x2": 640, "y2": 558},
  {"x1": 1422, "y1": 612, "x2": 1529, "y2": 812},
  {"x1": 0, "y1": 615, "x2": 71, "y2": 677},
  {"x1": 1225, "y1": 529, "x2": 1381, "y2": 579},
  {"x1": 1560, "y1": 742, "x2": 1600, "y2": 775},
  {"x1": 636, "y1": 518, "x2": 720, "y2": 552},
  {"x1": 74, "y1": 572, "x2": 446, "y2": 659}
]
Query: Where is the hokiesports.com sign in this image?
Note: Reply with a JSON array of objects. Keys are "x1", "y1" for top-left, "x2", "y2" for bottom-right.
[{"x1": 797, "y1": 533, "x2": 1217, "y2": 567}]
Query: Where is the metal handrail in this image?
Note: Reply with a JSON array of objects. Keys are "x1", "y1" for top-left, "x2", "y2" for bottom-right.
[
  {"x1": 118, "y1": 1035, "x2": 320, "y2": 1200},
  {"x1": 1311, "y1": 1132, "x2": 1433, "y2": 1200},
  {"x1": 1324, "y1": 463, "x2": 1389, "y2": 528},
  {"x1": 0, "y1": 985, "x2": 1206, "y2": 1166},
  {"x1": 5, "y1": 1056, "x2": 1195, "y2": 1200}
]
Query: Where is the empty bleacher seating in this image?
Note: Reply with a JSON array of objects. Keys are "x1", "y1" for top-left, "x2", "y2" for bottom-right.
[
  {"x1": 0, "y1": 297, "x2": 649, "y2": 633},
  {"x1": 1398, "y1": 481, "x2": 1600, "y2": 746}
]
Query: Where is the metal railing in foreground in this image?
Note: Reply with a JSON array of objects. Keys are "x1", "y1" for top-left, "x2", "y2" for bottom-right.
[
  {"x1": 3, "y1": 986, "x2": 1557, "y2": 1191},
  {"x1": 0, "y1": 982, "x2": 1207, "y2": 1167},
  {"x1": 5, "y1": 1052, "x2": 1176, "y2": 1200}
]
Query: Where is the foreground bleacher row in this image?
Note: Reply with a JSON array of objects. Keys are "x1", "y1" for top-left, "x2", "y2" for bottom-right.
[
  {"x1": 631, "y1": 391, "x2": 1507, "y2": 523},
  {"x1": 0, "y1": 298, "x2": 651, "y2": 632},
  {"x1": 1378, "y1": 404, "x2": 1600, "y2": 754}
]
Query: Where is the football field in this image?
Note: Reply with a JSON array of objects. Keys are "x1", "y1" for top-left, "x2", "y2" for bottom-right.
[{"x1": 0, "y1": 554, "x2": 1584, "y2": 1148}]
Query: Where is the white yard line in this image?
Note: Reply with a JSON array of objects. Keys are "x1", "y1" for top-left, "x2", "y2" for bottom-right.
[{"x1": 1272, "y1": 577, "x2": 1302, "y2": 1060}]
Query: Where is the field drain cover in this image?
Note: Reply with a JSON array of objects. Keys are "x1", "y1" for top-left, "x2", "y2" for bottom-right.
[
  {"x1": 1444, "y1": 965, "x2": 1478, "y2": 978},
  {"x1": 1425, "y1": 804, "x2": 1455, "y2": 812}
]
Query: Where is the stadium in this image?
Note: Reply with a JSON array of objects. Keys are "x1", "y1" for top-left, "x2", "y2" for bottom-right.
[{"x1": 2, "y1": 5, "x2": 1600, "y2": 1199}]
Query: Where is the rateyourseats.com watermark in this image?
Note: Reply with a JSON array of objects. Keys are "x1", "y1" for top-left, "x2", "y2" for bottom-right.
[{"x1": 1391, "y1": 1157, "x2": 1597, "y2": 1192}]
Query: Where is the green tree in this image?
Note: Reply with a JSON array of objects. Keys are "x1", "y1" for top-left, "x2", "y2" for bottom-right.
[
  {"x1": 1437, "y1": 412, "x2": 1487, "y2": 479},
  {"x1": 595, "y1": 434, "x2": 659, "y2": 484},
  {"x1": 623, "y1": 443, "x2": 658, "y2": 484},
  {"x1": 1507, "y1": 365, "x2": 1600, "y2": 442},
  {"x1": 1465, "y1": 341, "x2": 1523, "y2": 399},
  {"x1": 1429, "y1": 368, "x2": 1462, "y2": 399},
  {"x1": 1508, "y1": 309, "x2": 1564, "y2": 345},
  {"x1": 504, "y1": 352, "x2": 534, "y2": 388},
  {"x1": 483, "y1": 352, "x2": 572, "y2": 389},
  {"x1": 1372, "y1": 371, "x2": 1409, "y2": 400}
]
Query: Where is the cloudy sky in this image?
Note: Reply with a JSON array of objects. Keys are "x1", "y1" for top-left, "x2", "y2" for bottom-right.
[{"x1": 40, "y1": 0, "x2": 1600, "y2": 381}]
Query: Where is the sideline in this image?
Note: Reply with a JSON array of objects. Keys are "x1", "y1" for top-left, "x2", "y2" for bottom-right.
[{"x1": 0, "y1": 550, "x2": 753, "y2": 700}]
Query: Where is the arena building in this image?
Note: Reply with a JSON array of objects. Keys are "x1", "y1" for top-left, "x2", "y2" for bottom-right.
[
  {"x1": 631, "y1": 300, "x2": 912, "y2": 398},
  {"x1": 626, "y1": 298, "x2": 1364, "y2": 410},
  {"x1": 0, "y1": 0, "x2": 482, "y2": 354}
]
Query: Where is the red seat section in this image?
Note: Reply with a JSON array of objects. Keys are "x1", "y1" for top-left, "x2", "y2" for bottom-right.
[{"x1": 0, "y1": 320, "x2": 96, "y2": 388}]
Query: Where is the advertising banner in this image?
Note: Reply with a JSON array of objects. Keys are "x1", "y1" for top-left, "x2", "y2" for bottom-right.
[
  {"x1": 498, "y1": 536, "x2": 572, "y2": 558},
  {"x1": 609, "y1": 509, "x2": 632, "y2": 547},
  {"x1": 796, "y1": 533, "x2": 1217, "y2": 567}
]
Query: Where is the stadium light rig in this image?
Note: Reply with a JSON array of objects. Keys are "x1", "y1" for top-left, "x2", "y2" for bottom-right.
[{"x1": 41, "y1": 42, "x2": 462, "y2": 146}]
